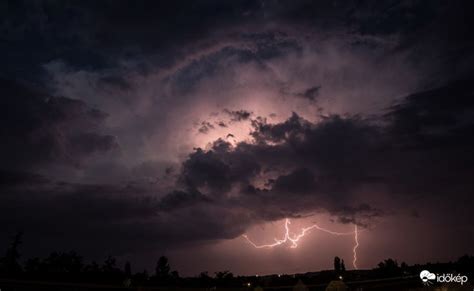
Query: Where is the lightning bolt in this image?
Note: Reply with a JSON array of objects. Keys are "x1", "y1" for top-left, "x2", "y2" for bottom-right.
[
  {"x1": 242, "y1": 218, "x2": 361, "y2": 269},
  {"x1": 353, "y1": 224, "x2": 359, "y2": 270}
]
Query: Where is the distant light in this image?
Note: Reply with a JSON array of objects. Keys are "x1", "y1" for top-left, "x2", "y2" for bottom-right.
[
  {"x1": 247, "y1": 283, "x2": 251, "y2": 287},
  {"x1": 339, "y1": 275, "x2": 343, "y2": 280},
  {"x1": 278, "y1": 274, "x2": 281, "y2": 277}
]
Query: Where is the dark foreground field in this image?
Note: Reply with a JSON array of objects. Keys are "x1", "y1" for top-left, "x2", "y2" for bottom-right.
[{"x1": 1, "y1": 272, "x2": 473, "y2": 291}]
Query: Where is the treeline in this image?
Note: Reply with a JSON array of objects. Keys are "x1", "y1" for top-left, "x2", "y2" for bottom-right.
[
  {"x1": 373, "y1": 256, "x2": 474, "y2": 279},
  {"x1": 0, "y1": 233, "x2": 182, "y2": 287},
  {"x1": 1, "y1": 232, "x2": 474, "y2": 288},
  {"x1": 332, "y1": 256, "x2": 474, "y2": 281},
  {"x1": 0, "y1": 232, "x2": 257, "y2": 288}
]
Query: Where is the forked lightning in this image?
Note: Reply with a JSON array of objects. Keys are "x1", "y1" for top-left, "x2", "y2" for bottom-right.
[{"x1": 243, "y1": 218, "x2": 360, "y2": 269}]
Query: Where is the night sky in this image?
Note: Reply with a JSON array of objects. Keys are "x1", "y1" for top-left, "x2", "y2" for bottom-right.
[{"x1": 1, "y1": 0, "x2": 474, "y2": 276}]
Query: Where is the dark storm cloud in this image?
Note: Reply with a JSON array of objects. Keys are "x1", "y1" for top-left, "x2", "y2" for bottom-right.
[
  {"x1": 0, "y1": 79, "x2": 118, "y2": 170},
  {"x1": 166, "y1": 39, "x2": 301, "y2": 96},
  {"x1": 329, "y1": 204, "x2": 384, "y2": 228},
  {"x1": 250, "y1": 112, "x2": 311, "y2": 143},
  {"x1": 272, "y1": 168, "x2": 317, "y2": 194},
  {"x1": 0, "y1": 0, "x2": 262, "y2": 80},
  {"x1": 161, "y1": 79, "x2": 474, "y2": 228},
  {"x1": 0, "y1": 168, "x2": 255, "y2": 255},
  {"x1": 198, "y1": 121, "x2": 215, "y2": 134},
  {"x1": 179, "y1": 141, "x2": 260, "y2": 195},
  {"x1": 295, "y1": 86, "x2": 321, "y2": 102},
  {"x1": 2, "y1": 0, "x2": 473, "y2": 86},
  {"x1": 247, "y1": 113, "x2": 384, "y2": 198},
  {"x1": 160, "y1": 112, "x2": 386, "y2": 226},
  {"x1": 0, "y1": 175, "x2": 157, "y2": 253},
  {"x1": 0, "y1": 170, "x2": 50, "y2": 188},
  {"x1": 217, "y1": 121, "x2": 228, "y2": 128},
  {"x1": 382, "y1": 79, "x2": 474, "y2": 197},
  {"x1": 179, "y1": 149, "x2": 233, "y2": 193},
  {"x1": 98, "y1": 75, "x2": 133, "y2": 90},
  {"x1": 158, "y1": 189, "x2": 211, "y2": 211},
  {"x1": 2, "y1": 0, "x2": 474, "y2": 270},
  {"x1": 223, "y1": 109, "x2": 253, "y2": 122},
  {"x1": 385, "y1": 79, "x2": 474, "y2": 150}
]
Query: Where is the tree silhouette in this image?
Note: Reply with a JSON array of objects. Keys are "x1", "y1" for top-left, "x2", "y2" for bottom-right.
[
  {"x1": 378, "y1": 258, "x2": 398, "y2": 270},
  {"x1": 102, "y1": 256, "x2": 117, "y2": 272},
  {"x1": 43, "y1": 251, "x2": 83, "y2": 273},
  {"x1": 341, "y1": 259, "x2": 346, "y2": 272},
  {"x1": 215, "y1": 270, "x2": 234, "y2": 287},
  {"x1": 124, "y1": 261, "x2": 132, "y2": 277},
  {"x1": 24, "y1": 257, "x2": 42, "y2": 273},
  {"x1": 83, "y1": 260, "x2": 101, "y2": 281},
  {"x1": 377, "y1": 258, "x2": 401, "y2": 277},
  {"x1": 122, "y1": 263, "x2": 132, "y2": 288},
  {"x1": 457, "y1": 254, "x2": 474, "y2": 274},
  {"x1": 333, "y1": 256, "x2": 341, "y2": 273},
  {"x1": 0, "y1": 232, "x2": 23, "y2": 275},
  {"x1": 198, "y1": 271, "x2": 213, "y2": 287},
  {"x1": 400, "y1": 261, "x2": 408, "y2": 272},
  {"x1": 84, "y1": 261, "x2": 100, "y2": 273},
  {"x1": 215, "y1": 270, "x2": 233, "y2": 280},
  {"x1": 155, "y1": 256, "x2": 171, "y2": 278},
  {"x1": 133, "y1": 269, "x2": 149, "y2": 285},
  {"x1": 100, "y1": 255, "x2": 122, "y2": 282},
  {"x1": 171, "y1": 270, "x2": 179, "y2": 279}
]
